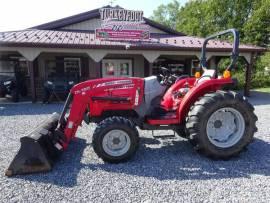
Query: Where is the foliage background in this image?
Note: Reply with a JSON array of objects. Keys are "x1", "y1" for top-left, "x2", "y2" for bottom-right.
[{"x1": 151, "y1": 0, "x2": 270, "y2": 89}]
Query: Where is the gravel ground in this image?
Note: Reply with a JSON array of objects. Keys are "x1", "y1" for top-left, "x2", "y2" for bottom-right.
[{"x1": 0, "y1": 91, "x2": 269, "y2": 203}]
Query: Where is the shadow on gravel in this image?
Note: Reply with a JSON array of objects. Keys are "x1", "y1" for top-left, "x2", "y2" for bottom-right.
[
  {"x1": 0, "y1": 103, "x2": 63, "y2": 116},
  {"x1": 10, "y1": 136, "x2": 270, "y2": 187},
  {"x1": 85, "y1": 137, "x2": 270, "y2": 181},
  {"x1": 248, "y1": 91, "x2": 270, "y2": 106}
]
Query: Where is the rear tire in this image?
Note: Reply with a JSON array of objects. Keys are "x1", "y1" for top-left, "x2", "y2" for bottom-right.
[
  {"x1": 92, "y1": 117, "x2": 139, "y2": 163},
  {"x1": 186, "y1": 91, "x2": 257, "y2": 159}
]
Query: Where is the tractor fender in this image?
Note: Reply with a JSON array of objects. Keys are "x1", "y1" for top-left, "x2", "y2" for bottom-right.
[{"x1": 178, "y1": 78, "x2": 233, "y2": 123}]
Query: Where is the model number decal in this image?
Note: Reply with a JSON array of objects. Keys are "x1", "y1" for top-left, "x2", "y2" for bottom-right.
[{"x1": 74, "y1": 86, "x2": 91, "y2": 95}]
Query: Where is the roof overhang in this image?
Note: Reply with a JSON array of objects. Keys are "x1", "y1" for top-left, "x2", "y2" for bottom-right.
[{"x1": 0, "y1": 41, "x2": 266, "y2": 53}]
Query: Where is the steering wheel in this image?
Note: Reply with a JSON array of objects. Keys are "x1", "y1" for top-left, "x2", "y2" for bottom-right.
[
  {"x1": 158, "y1": 67, "x2": 171, "y2": 86},
  {"x1": 158, "y1": 67, "x2": 188, "y2": 86}
]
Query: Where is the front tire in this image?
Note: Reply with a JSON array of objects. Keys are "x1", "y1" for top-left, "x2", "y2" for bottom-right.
[
  {"x1": 92, "y1": 117, "x2": 139, "y2": 163},
  {"x1": 186, "y1": 91, "x2": 257, "y2": 159}
]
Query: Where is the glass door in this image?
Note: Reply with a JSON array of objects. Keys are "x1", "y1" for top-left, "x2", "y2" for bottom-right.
[{"x1": 102, "y1": 59, "x2": 132, "y2": 77}]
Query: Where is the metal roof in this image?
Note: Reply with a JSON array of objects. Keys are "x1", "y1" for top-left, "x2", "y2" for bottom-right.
[{"x1": 0, "y1": 29, "x2": 266, "y2": 52}]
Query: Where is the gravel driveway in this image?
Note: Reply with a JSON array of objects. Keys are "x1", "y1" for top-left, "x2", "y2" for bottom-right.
[{"x1": 0, "y1": 91, "x2": 269, "y2": 202}]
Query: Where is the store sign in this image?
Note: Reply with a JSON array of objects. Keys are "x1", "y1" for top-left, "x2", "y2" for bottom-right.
[
  {"x1": 99, "y1": 8, "x2": 144, "y2": 22},
  {"x1": 96, "y1": 8, "x2": 150, "y2": 41}
]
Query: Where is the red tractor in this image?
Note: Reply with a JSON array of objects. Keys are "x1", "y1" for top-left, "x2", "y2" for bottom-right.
[{"x1": 6, "y1": 29, "x2": 257, "y2": 176}]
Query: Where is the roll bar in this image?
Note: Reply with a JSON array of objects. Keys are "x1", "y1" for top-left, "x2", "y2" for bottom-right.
[{"x1": 200, "y1": 29, "x2": 239, "y2": 71}]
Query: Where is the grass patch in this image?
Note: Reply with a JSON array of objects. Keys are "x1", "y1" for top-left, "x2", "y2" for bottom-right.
[{"x1": 253, "y1": 87, "x2": 270, "y2": 93}]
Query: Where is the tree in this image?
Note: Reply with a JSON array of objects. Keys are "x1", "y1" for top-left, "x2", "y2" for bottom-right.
[
  {"x1": 176, "y1": 0, "x2": 255, "y2": 37},
  {"x1": 176, "y1": 0, "x2": 213, "y2": 36},
  {"x1": 243, "y1": 0, "x2": 270, "y2": 47},
  {"x1": 150, "y1": 0, "x2": 180, "y2": 29},
  {"x1": 151, "y1": 0, "x2": 270, "y2": 46}
]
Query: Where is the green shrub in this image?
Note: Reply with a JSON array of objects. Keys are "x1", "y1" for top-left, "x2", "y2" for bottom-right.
[
  {"x1": 255, "y1": 52, "x2": 270, "y2": 72},
  {"x1": 219, "y1": 53, "x2": 270, "y2": 90},
  {"x1": 251, "y1": 72, "x2": 270, "y2": 88},
  {"x1": 232, "y1": 71, "x2": 245, "y2": 90},
  {"x1": 232, "y1": 70, "x2": 270, "y2": 90}
]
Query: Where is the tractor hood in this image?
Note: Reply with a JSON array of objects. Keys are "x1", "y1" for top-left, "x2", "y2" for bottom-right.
[
  {"x1": 69, "y1": 77, "x2": 145, "y2": 117},
  {"x1": 71, "y1": 77, "x2": 144, "y2": 95}
]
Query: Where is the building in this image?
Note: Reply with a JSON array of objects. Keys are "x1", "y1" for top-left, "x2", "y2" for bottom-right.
[{"x1": 0, "y1": 5, "x2": 266, "y2": 102}]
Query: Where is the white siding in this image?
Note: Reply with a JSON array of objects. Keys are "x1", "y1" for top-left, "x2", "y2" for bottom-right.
[
  {"x1": 63, "y1": 18, "x2": 102, "y2": 31},
  {"x1": 62, "y1": 18, "x2": 166, "y2": 34}
]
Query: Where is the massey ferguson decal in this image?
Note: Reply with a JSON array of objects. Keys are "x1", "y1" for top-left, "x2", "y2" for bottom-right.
[{"x1": 95, "y1": 80, "x2": 133, "y2": 88}]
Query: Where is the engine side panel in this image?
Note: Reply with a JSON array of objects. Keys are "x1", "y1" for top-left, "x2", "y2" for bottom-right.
[{"x1": 71, "y1": 77, "x2": 144, "y2": 117}]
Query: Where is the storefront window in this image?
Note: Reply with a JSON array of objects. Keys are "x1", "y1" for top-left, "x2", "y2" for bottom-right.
[
  {"x1": 152, "y1": 60, "x2": 185, "y2": 76},
  {"x1": 45, "y1": 58, "x2": 81, "y2": 78},
  {"x1": 64, "y1": 58, "x2": 81, "y2": 76},
  {"x1": 0, "y1": 59, "x2": 28, "y2": 77},
  {"x1": 0, "y1": 60, "x2": 15, "y2": 76}
]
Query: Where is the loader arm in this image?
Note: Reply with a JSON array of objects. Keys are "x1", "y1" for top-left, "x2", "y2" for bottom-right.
[{"x1": 59, "y1": 88, "x2": 91, "y2": 149}]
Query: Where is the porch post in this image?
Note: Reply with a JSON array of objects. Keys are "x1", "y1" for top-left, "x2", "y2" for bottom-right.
[
  {"x1": 95, "y1": 61, "x2": 102, "y2": 78},
  {"x1": 244, "y1": 53, "x2": 255, "y2": 97},
  {"x1": 27, "y1": 61, "x2": 36, "y2": 103},
  {"x1": 144, "y1": 59, "x2": 154, "y2": 77},
  {"x1": 149, "y1": 62, "x2": 154, "y2": 76}
]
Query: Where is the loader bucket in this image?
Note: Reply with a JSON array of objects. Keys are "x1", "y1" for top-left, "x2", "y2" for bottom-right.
[{"x1": 5, "y1": 113, "x2": 62, "y2": 177}]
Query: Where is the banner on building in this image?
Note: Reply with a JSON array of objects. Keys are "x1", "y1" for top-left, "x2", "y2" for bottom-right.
[{"x1": 96, "y1": 8, "x2": 150, "y2": 41}]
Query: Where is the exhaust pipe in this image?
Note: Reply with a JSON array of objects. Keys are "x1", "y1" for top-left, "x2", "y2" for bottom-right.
[{"x1": 5, "y1": 113, "x2": 63, "y2": 177}]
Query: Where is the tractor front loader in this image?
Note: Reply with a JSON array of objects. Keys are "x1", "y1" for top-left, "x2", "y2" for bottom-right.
[{"x1": 5, "y1": 29, "x2": 257, "y2": 176}]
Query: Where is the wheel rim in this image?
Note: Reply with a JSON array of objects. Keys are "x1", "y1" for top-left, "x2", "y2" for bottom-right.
[
  {"x1": 102, "y1": 129, "x2": 131, "y2": 157},
  {"x1": 206, "y1": 107, "x2": 245, "y2": 148}
]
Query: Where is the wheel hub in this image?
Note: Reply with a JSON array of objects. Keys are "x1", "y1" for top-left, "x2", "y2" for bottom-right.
[
  {"x1": 102, "y1": 130, "x2": 131, "y2": 156},
  {"x1": 206, "y1": 107, "x2": 245, "y2": 148},
  {"x1": 113, "y1": 138, "x2": 120, "y2": 145},
  {"x1": 214, "y1": 120, "x2": 222, "y2": 128}
]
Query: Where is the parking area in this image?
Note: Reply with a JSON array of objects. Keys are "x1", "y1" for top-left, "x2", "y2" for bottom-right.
[{"x1": 0, "y1": 91, "x2": 269, "y2": 202}]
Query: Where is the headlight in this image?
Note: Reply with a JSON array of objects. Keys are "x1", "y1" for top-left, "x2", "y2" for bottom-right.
[
  {"x1": 4, "y1": 81, "x2": 11, "y2": 85},
  {"x1": 47, "y1": 81, "x2": 53, "y2": 85},
  {"x1": 68, "y1": 81, "x2": 74, "y2": 85}
]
